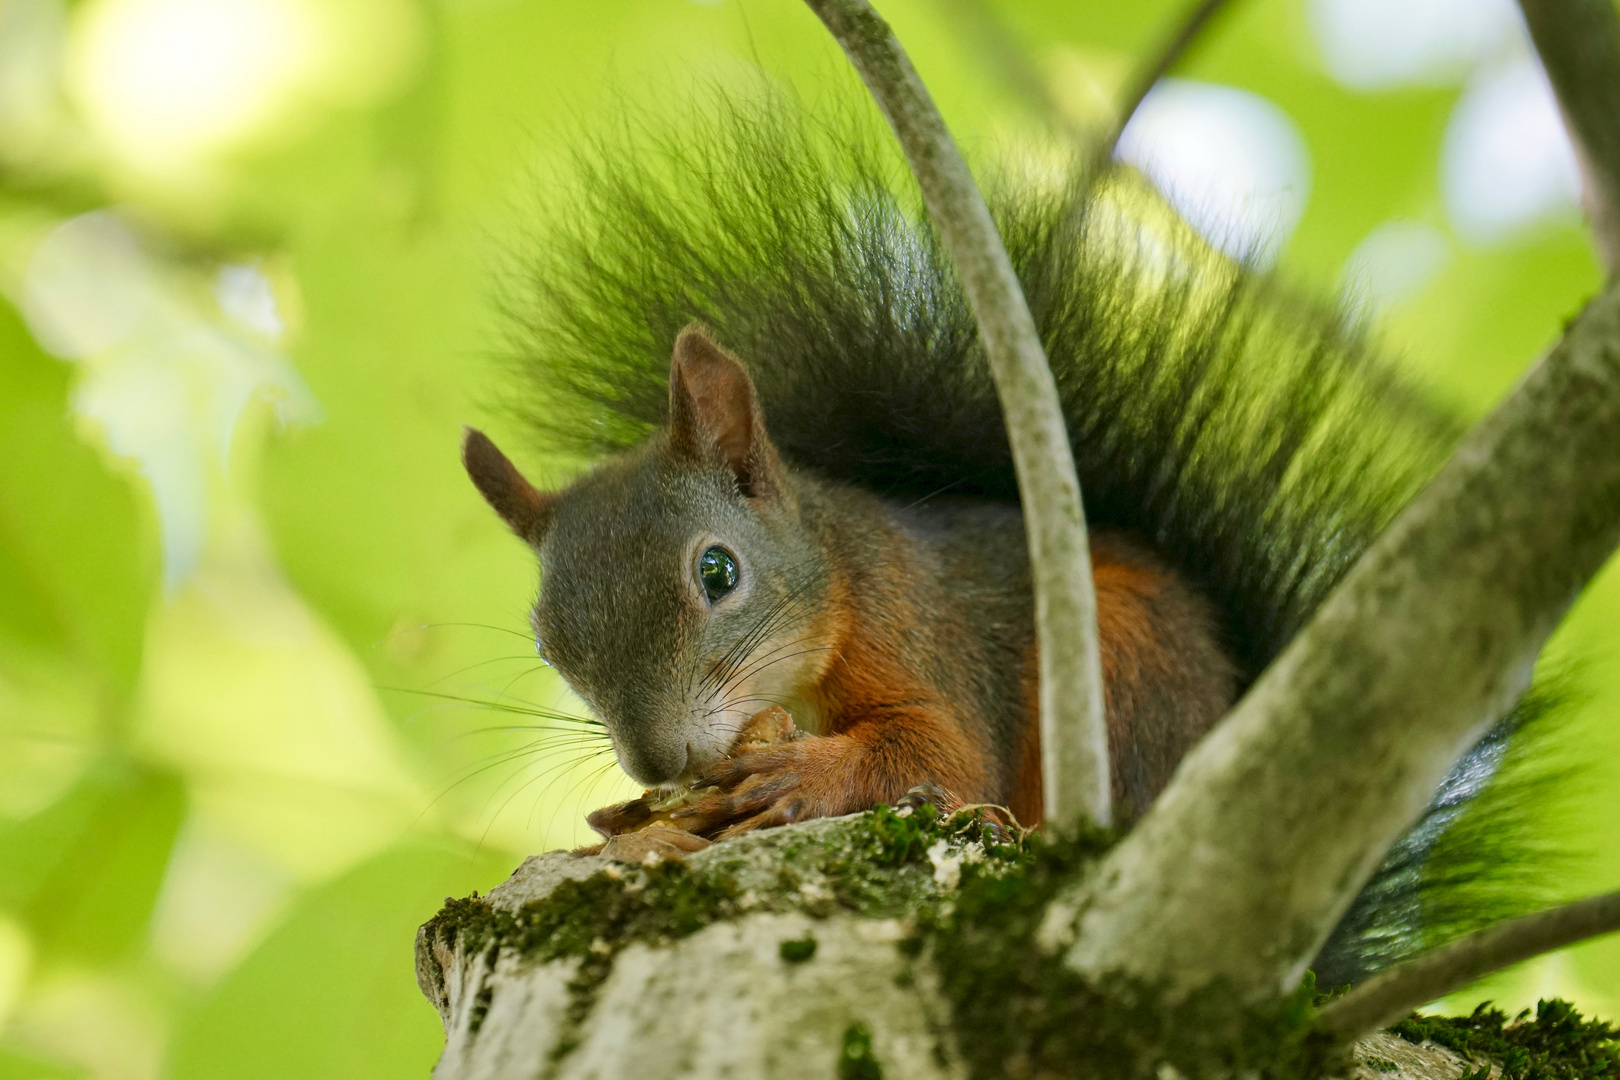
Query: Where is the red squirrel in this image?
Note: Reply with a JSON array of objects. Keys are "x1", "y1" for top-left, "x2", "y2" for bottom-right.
[
  {"x1": 454, "y1": 93, "x2": 1552, "y2": 984},
  {"x1": 464, "y1": 326, "x2": 1235, "y2": 834}
]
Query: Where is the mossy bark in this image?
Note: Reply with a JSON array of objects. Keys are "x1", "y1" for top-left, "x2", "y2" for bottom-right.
[{"x1": 415, "y1": 812, "x2": 1538, "y2": 1080}]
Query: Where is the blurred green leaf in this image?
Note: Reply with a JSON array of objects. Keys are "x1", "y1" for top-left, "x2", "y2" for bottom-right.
[
  {"x1": 1391, "y1": 229, "x2": 1601, "y2": 412},
  {"x1": 168, "y1": 839, "x2": 510, "y2": 1080},
  {"x1": 0, "y1": 766, "x2": 104, "y2": 911},
  {"x1": 0, "y1": 1045, "x2": 88, "y2": 1080},
  {"x1": 0, "y1": 760, "x2": 185, "y2": 965},
  {"x1": 0, "y1": 298, "x2": 156, "y2": 702}
]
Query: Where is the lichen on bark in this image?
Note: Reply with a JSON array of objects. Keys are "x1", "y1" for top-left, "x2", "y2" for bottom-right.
[{"x1": 416, "y1": 807, "x2": 1605, "y2": 1080}]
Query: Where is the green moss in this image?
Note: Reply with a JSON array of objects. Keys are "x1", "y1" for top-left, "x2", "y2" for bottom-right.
[
  {"x1": 837, "y1": 1022, "x2": 884, "y2": 1080},
  {"x1": 548, "y1": 955, "x2": 614, "y2": 1067},
  {"x1": 814, "y1": 803, "x2": 1015, "y2": 914},
  {"x1": 421, "y1": 803, "x2": 1002, "y2": 967},
  {"x1": 779, "y1": 933, "x2": 818, "y2": 963},
  {"x1": 422, "y1": 859, "x2": 744, "y2": 965},
  {"x1": 1391, "y1": 999, "x2": 1620, "y2": 1079},
  {"x1": 420, "y1": 807, "x2": 1004, "y2": 1068},
  {"x1": 466, "y1": 967, "x2": 495, "y2": 1035},
  {"x1": 917, "y1": 825, "x2": 1338, "y2": 1080}
]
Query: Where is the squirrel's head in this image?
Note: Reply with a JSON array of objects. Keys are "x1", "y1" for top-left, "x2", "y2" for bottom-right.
[{"x1": 462, "y1": 326, "x2": 831, "y2": 787}]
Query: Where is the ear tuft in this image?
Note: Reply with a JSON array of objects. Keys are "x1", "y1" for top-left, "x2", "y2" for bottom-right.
[
  {"x1": 668, "y1": 325, "x2": 780, "y2": 498},
  {"x1": 462, "y1": 427, "x2": 555, "y2": 541}
]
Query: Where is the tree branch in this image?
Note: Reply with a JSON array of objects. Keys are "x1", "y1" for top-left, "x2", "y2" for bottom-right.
[
  {"x1": 1053, "y1": 273, "x2": 1620, "y2": 1002},
  {"x1": 1100, "y1": 0, "x2": 1236, "y2": 163},
  {"x1": 934, "y1": 0, "x2": 1084, "y2": 143},
  {"x1": 1517, "y1": 0, "x2": 1620, "y2": 276},
  {"x1": 420, "y1": 820, "x2": 1533, "y2": 1080},
  {"x1": 935, "y1": 0, "x2": 1237, "y2": 177},
  {"x1": 802, "y1": 0, "x2": 1110, "y2": 829},
  {"x1": 1318, "y1": 891, "x2": 1620, "y2": 1040}
]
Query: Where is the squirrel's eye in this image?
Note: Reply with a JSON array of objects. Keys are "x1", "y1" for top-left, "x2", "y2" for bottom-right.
[{"x1": 698, "y1": 546, "x2": 739, "y2": 603}]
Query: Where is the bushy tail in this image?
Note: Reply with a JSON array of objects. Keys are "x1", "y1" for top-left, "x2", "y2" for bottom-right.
[
  {"x1": 1314, "y1": 685, "x2": 1571, "y2": 987},
  {"x1": 502, "y1": 83, "x2": 1566, "y2": 983}
]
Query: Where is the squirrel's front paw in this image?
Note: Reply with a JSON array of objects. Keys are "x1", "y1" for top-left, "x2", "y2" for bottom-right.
[{"x1": 673, "y1": 735, "x2": 866, "y2": 840}]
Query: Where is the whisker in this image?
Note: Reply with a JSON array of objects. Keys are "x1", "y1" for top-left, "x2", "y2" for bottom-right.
[
  {"x1": 488, "y1": 748, "x2": 616, "y2": 848},
  {"x1": 478, "y1": 745, "x2": 617, "y2": 828},
  {"x1": 715, "y1": 693, "x2": 801, "y2": 713},
  {"x1": 541, "y1": 756, "x2": 627, "y2": 841},
  {"x1": 708, "y1": 571, "x2": 820, "y2": 686},
  {"x1": 378, "y1": 621, "x2": 537, "y2": 646},
  {"x1": 895, "y1": 478, "x2": 967, "y2": 513},
  {"x1": 699, "y1": 587, "x2": 799, "y2": 695},
  {"x1": 442, "y1": 741, "x2": 601, "y2": 790},
  {"x1": 449, "y1": 724, "x2": 610, "y2": 743},
  {"x1": 411, "y1": 738, "x2": 605, "y2": 831},
  {"x1": 491, "y1": 664, "x2": 553, "y2": 702},
  {"x1": 722, "y1": 640, "x2": 833, "y2": 691},
  {"x1": 451, "y1": 739, "x2": 609, "y2": 769},
  {"x1": 474, "y1": 749, "x2": 619, "y2": 857},
  {"x1": 697, "y1": 639, "x2": 831, "y2": 731},
  {"x1": 425, "y1": 655, "x2": 550, "y2": 688},
  {"x1": 704, "y1": 588, "x2": 811, "y2": 694},
  {"x1": 378, "y1": 686, "x2": 603, "y2": 726}
]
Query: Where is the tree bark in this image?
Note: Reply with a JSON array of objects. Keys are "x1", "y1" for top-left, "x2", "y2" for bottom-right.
[
  {"x1": 1517, "y1": 0, "x2": 1620, "y2": 276},
  {"x1": 417, "y1": 820, "x2": 1517, "y2": 1080}
]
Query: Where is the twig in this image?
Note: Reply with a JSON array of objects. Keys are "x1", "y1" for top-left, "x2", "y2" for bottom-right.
[
  {"x1": 936, "y1": 0, "x2": 1237, "y2": 173},
  {"x1": 1517, "y1": 0, "x2": 1620, "y2": 276},
  {"x1": 802, "y1": 0, "x2": 1111, "y2": 829},
  {"x1": 1318, "y1": 891, "x2": 1620, "y2": 1040},
  {"x1": 1100, "y1": 0, "x2": 1236, "y2": 163},
  {"x1": 934, "y1": 0, "x2": 1086, "y2": 143},
  {"x1": 1055, "y1": 270, "x2": 1620, "y2": 1002}
]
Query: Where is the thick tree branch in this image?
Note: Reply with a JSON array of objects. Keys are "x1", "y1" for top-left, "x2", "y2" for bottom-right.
[
  {"x1": 803, "y1": 0, "x2": 1110, "y2": 829},
  {"x1": 420, "y1": 820, "x2": 1522, "y2": 1080},
  {"x1": 1517, "y1": 0, "x2": 1620, "y2": 276},
  {"x1": 1318, "y1": 891, "x2": 1620, "y2": 1041},
  {"x1": 1053, "y1": 274, "x2": 1620, "y2": 1003}
]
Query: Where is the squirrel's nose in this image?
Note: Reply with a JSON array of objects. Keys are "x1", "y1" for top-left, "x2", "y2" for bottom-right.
[{"x1": 611, "y1": 730, "x2": 689, "y2": 786}]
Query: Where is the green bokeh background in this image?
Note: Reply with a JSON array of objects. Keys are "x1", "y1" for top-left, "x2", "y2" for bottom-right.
[{"x1": 0, "y1": 0, "x2": 1614, "y2": 1076}]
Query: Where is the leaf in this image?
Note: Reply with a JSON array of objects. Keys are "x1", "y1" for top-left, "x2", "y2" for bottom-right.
[
  {"x1": 0, "y1": 761, "x2": 186, "y2": 965},
  {"x1": 0, "y1": 1045, "x2": 88, "y2": 1080},
  {"x1": 0, "y1": 298, "x2": 157, "y2": 701},
  {"x1": 167, "y1": 839, "x2": 511, "y2": 1080}
]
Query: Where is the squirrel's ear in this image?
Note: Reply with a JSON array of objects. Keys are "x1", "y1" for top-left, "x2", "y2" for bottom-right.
[
  {"x1": 462, "y1": 428, "x2": 555, "y2": 542},
  {"x1": 668, "y1": 325, "x2": 781, "y2": 499}
]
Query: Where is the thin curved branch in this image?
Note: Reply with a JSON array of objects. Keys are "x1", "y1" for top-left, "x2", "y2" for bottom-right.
[
  {"x1": 802, "y1": 0, "x2": 1110, "y2": 829},
  {"x1": 934, "y1": 0, "x2": 1083, "y2": 143},
  {"x1": 1318, "y1": 891, "x2": 1620, "y2": 1041},
  {"x1": 1517, "y1": 0, "x2": 1620, "y2": 276},
  {"x1": 1087, "y1": 0, "x2": 1238, "y2": 203},
  {"x1": 1055, "y1": 271, "x2": 1620, "y2": 1003},
  {"x1": 1100, "y1": 0, "x2": 1236, "y2": 162},
  {"x1": 936, "y1": 0, "x2": 1237, "y2": 170}
]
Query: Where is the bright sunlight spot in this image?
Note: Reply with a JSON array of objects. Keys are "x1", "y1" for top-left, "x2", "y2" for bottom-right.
[
  {"x1": 1117, "y1": 79, "x2": 1311, "y2": 266},
  {"x1": 67, "y1": 0, "x2": 317, "y2": 169}
]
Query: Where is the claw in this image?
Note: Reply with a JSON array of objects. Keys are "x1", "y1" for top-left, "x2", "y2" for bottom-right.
[{"x1": 895, "y1": 783, "x2": 962, "y2": 815}]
